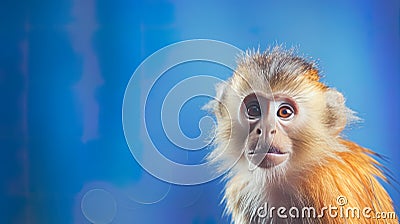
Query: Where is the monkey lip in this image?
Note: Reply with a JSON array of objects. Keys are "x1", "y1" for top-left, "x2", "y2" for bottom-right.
[
  {"x1": 248, "y1": 146, "x2": 286, "y2": 155},
  {"x1": 247, "y1": 146, "x2": 289, "y2": 168}
]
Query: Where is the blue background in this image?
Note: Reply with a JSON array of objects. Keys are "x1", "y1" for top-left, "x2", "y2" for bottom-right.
[{"x1": 1, "y1": 0, "x2": 399, "y2": 223}]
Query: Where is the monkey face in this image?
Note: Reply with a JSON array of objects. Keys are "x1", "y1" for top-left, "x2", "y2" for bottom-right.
[{"x1": 239, "y1": 92, "x2": 296, "y2": 169}]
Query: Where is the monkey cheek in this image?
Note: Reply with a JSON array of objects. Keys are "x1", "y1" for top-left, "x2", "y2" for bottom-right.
[{"x1": 247, "y1": 153, "x2": 289, "y2": 168}]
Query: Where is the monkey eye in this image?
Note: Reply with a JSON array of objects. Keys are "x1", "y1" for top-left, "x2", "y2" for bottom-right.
[
  {"x1": 246, "y1": 103, "x2": 261, "y2": 119},
  {"x1": 277, "y1": 104, "x2": 294, "y2": 120}
]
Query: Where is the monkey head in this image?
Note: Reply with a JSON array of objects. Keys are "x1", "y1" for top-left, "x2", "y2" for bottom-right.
[{"x1": 208, "y1": 47, "x2": 357, "y2": 181}]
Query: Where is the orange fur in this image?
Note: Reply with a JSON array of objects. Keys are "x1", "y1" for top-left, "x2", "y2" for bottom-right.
[{"x1": 300, "y1": 140, "x2": 397, "y2": 223}]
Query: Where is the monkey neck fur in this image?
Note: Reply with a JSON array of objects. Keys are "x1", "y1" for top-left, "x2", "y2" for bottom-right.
[
  {"x1": 224, "y1": 163, "x2": 309, "y2": 223},
  {"x1": 222, "y1": 140, "x2": 395, "y2": 224},
  {"x1": 225, "y1": 157, "x2": 310, "y2": 208}
]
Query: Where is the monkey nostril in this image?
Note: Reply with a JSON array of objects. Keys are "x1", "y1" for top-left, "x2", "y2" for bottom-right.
[
  {"x1": 270, "y1": 130, "x2": 276, "y2": 134},
  {"x1": 256, "y1": 128, "x2": 262, "y2": 135}
]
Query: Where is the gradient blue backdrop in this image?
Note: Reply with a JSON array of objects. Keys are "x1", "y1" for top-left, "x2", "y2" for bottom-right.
[{"x1": 1, "y1": 0, "x2": 399, "y2": 223}]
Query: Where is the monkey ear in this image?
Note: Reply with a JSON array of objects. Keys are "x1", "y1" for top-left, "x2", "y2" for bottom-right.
[
  {"x1": 324, "y1": 89, "x2": 347, "y2": 135},
  {"x1": 203, "y1": 82, "x2": 227, "y2": 120}
]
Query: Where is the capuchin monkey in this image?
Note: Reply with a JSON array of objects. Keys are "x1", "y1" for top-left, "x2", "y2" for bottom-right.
[{"x1": 207, "y1": 47, "x2": 397, "y2": 223}]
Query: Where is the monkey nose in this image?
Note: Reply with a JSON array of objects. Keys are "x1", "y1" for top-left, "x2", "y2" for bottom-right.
[{"x1": 256, "y1": 128, "x2": 276, "y2": 136}]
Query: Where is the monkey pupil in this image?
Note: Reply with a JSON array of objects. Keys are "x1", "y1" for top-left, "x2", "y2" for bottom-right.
[{"x1": 247, "y1": 105, "x2": 260, "y2": 117}]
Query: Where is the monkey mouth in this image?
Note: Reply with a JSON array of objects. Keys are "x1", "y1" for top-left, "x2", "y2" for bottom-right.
[
  {"x1": 248, "y1": 146, "x2": 285, "y2": 155},
  {"x1": 267, "y1": 146, "x2": 284, "y2": 154},
  {"x1": 247, "y1": 146, "x2": 289, "y2": 168}
]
